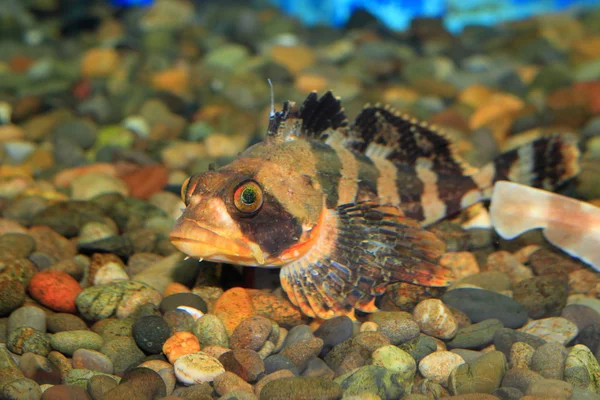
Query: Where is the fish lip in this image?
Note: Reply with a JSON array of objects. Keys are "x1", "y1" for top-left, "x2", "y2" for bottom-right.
[{"x1": 169, "y1": 219, "x2": 260, "y2": 264}]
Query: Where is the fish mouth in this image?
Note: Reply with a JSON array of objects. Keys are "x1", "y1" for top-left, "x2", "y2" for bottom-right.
[{"x1": 169, "y1": 218, "x2": 267, "y2": 266}]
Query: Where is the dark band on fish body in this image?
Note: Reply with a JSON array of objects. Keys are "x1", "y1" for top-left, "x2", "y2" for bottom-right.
[
  {"x1": 308, "y1": 141, "x2": 342, "y2": 208},
  {"x1": 235, "y1": 191, "x2": 303, "y2": 257},
  {"x1": 395, "y1": 163, "x2": 425, "y2": 221},
  {"x1": 354, "y1": 152, "x2": 380, "y2": 198},
  {"x1": 436, "y1": 175, "x2": 479, "y2": 219}
]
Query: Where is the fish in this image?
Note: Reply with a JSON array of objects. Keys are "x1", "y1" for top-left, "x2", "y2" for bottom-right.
[
  {"x1": 490, "y1": 181, "x2": 599, "y2": 272},
  {"x1": 169, "y1": 91, "x2": 580, "y2": 319}
]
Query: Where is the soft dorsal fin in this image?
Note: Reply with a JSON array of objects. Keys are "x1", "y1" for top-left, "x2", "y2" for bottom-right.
[
  {"x1": 348, "y1": 106, "x2": 476, "y2": 176},
  {"x1": 267, "y1": 91, "x2": 348, "y2": 143}
]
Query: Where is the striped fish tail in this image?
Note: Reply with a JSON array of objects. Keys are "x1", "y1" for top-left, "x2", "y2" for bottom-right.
[{"x1": 474, "y1": 133, "x2": 581, "y2": 199}]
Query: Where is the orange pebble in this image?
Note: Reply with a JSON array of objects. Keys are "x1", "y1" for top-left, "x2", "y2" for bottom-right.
[
  {"x1": 213, "y1": 287, "x2": 255, "y2": 336},
  {"x1": 162, "y1": 331, "x2": 200, "y2": 364},
  {"x1": 164, "y1": 282, "x2": 191, "y2": 297},
  {"x1": 28, "y1": 270, "x2": 82, "y2": 313}
]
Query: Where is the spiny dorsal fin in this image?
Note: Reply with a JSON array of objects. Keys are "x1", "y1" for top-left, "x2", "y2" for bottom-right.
[
  {"x1": 267, "y1": 91, "x2": 348, "y2": 142},
  {"x1": 348, "y1": 106, "x2": 477, "y2": 176}
]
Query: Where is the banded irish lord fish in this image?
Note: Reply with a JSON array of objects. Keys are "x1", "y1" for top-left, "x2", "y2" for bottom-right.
[{"x1": 169, "y1": 91, "x2": 580, "y2": 319}]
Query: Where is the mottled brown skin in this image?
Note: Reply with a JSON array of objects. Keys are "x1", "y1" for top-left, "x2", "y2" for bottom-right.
[{"x1": 170, "y1": 91, "x2": 580, "y2": 319}]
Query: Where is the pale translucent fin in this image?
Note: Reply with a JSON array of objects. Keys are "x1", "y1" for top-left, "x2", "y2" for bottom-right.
[{"x1": 490, "y1": 181, "x2": 600, "y2": 271}]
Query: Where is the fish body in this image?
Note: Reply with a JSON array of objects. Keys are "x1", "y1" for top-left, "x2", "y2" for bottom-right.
[{"x1": 170, "y1": 92, "x2": 580, "y2": 319}]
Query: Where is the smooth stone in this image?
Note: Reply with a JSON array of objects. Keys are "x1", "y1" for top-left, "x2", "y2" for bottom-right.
[
  {"x1": 263, "y1": 354, "x2": 299, "y2": 376},
  {"x1": 576, "y1": 324, "x2": 600, "y2": 355},
  {"x1": 314, "y1": 316, "x2": 354, "y2": 357},
  {"x1": 561, "y1": 304, "x2": 600, "y2": 331},
  {"x1": 448, "y1": 350, "x2": 508, "y2": 395},
  {"x1": 103, "y1": 367, "x2": 166, "y2": 400},
  {"x1": 418, "y1": 351, "x2": 465, "y2": 386},
  {"x1": 0, "y1": 280, "x2": 25, "y2": 317},
  {"x1": 63, "y1": 368, "x2": 121, "y2": 390},
  {"x1": 493, "y1": 328, "x2": 546, "y2": 359},
  {"x1": 335, "y1": 364, "x2": 410, "y2": 399},
  {"x1": 447, "y1": 319, "x2": 504, "y2": 350},
  {"x1": 46, "y1": 314, "x2": 87, "y2": 333},
  {"x1": 399, "y1": 335, "x2": 438, "y2": 363},
  {"x1": 564, "y1": 344, "x2": 600, "y2": 394},
  {"x1": 100, "y1": 337, "x2": 145, "y2": 375},
  {"x1": 87, "y1": 375, "x2": 118, "y2": 400},
  {"x1": 501, "y1": 368, "x2": 544, "y2": 393},
  {"x1": 72, "y1": 349, "x2": 113, "y2": 374},
  {"x1": 0, "y1": 345, "x2": 26, "y2": 384},
  {"x1": 213, "y1": 370, "x2": 253, "y2": 396},
  {"x1": 173, "y1": 352, "x2": 225, "y2": 384},
  {"x1": 526, "y1": 378, "x2": 572, "y2": 398},
  {"x1": 132, "y1": 315, "x2": 170, "y2": 354},
  {"x1": 450, "y1": 349, "x2": 485, "y2": 364},
  {"x1": 19, "y1": 352, "x2": 61, "y2": 384},
  {"x1": 192, "y1": 314, "x2": 229, "y2": 348},
  {"x1": 0, "y1": 377, "x2": 41, "y2": 400},
  {"x1": 8, "y1": 306, "x2": 47, "y2": 333},
  {"x1": 230, "y1": 316, "x2": 272, "y2": 351},
  {"x1": 279, "y1": 337, "x2": 324, "y2": 373},
  {"x1": 219, "y1": 349, "x2": 265, "y2": 382},
  {"x1": 368, "y1": 312, "x2": 420, "y2": 345},
  {"x1": 371, "y1": 345, "x2": 416, "y2": 381},
  {"x1": 491, "y1": 386, "x2": 524, "y2": 400},
  {"x1": 413, "y1": 299, "x2": 459, "y2": 340},
  {"x1": 570, "y1": 386, "x2": 600, "y2": 400},
  {"x1": 50, "y1": 331, "x2": 103, "y2": 357},
  {"x1": 137, "y1": 360, "x2": 176, "y2": 396},
  {"x1": 520, "y1": 317, "x2": 578, "y2": 345},
  {"x1": 159, "y1": 292, "x2": 208, "y2": 314},
  {"x1": 530, "y1": 342, "x2": 568, "y2": 380},
  {"x1": 301, "y1": 356, "x2": 334, "y2": 379},
  {"x1": 282, "y1": 325, "x2": 313, "y2": 348},
  {"x1": 260, "y1": 376, "x2": 342, "y2": 400},
  {"x1": 442, "y1": 289, "x2": 528, "y2": 329}
]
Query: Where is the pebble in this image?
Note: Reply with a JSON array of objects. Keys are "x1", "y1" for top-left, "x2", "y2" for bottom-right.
[
  {"x1": 72, "y1": 348, "x2": 113, "y2": 374},
  {"x1": 219, "y1": 349, "x2": 265, "y2": 382},
  {"x1": 75, "y1": 280, "x2": 163, "y2": 321},
  {"x1": 279, "y1": 337, "x2": 324, "y2": 372},
  {"x1": 399, "y1": 335, "x2": 438, "y2": 363},
  {"x1": 493, "y1": 328, "x2": 546, "y2": 359},
  {"x1": 442, "y1": 288, "x2": 529, "y2": 329},
  {"x1": 509, "y1": 342, "x2": 535, "y2": 369},
  {"x1": 0, "y1": 279, "x2": 25, "y2": 317},
  {"x1": 213, "y1": 370, "x2": 254, "y2": 396},
  {"x1": 132, "y1": 315, "x2": 170, "y2": 354},
  {"x1": 336, "y1": 364, "x2": 410, "y2": 399},
  {"x1": 564, "y1": 344, "x2": 600, "y2": 394},
  {"x1": 162, "y1": 331, "x2": 200, "y2": 364},
  {"x1": 367, "y1": 312, "x2": 421, "y2": 345},
  {"x1": 7, "y1": 327, "x2": 51, "y2": 356},
  {"x1": 41, "y1": 383, "x2": 91, "y2": 399},
  {"x1": 501, "y1": 368, "x2": 544, "y2": 393},
  {"x1": 100, "y1": 336, "x2": 146, "y2": 375},
  {"x1": 230, "y1": 316, "x2": 273, "y2": 351},
  {"x1": 520, "y1": 317, "x2": 578, "y2": 344},
  {"x1": 512, "y1": 276, "x2": 568, "y2": 319},
  {"x1": 263, "y1": 354, "x2": 299, "y2": 375},
  {"x1": 173, "y1": 352, "x2": 225, "y2": 384},
  {"x1": 526, "y1": 378, "x2": 573, "y2": 398},
  {"x1": 28, "y1": 270, "x2": 82, "y2": 313},
  {"x1": 7, "y1": 306, "x2": 46, "y2": 333},
  {"x1": 213, "y1": 288, "x2": 256, "y2": 335},
  {"x1": 192, "y1": 313, "x2": 229, "y2": 348},
  {"x1": 371, "y1": 344, "x2": 416, "y2": 380},
  {"x1": 447, "y1": 319, "x2": 503, "y2": 350},
  {"x1": 448, "y1": 350, "x2": 508, "y2": 395},
  {"x1": 563, "y1": 304, "x2": 600, "y2": 331},
  {"x1": 19, "y1": 352, "x2": 61, "y2": 385},
  {"x1": 50, "y1": 330, "x2": 103, "y2": 357},
  {"x1": 87, "y1": 375, "x2": 119, "y2": 400},
  {"x1": 245, "y1": 289, "x2": 305, "y2": 328},
  {"x1": 418, "y1": 351, "x2": 465, "y2": 386},
  {"x1": 413, "y1": 299, "x2": 459, "y2": 340},
  {"x1": 138, "y1": 360, "x2": 176, "y2": 396},
  {"x1": 260, "y1": 376, "x2": 342, "y2": 400},
  {"x1": 450, "y1": 271, "x2": 512, "y2": 293},
  {"x1": 314, "y1": 316, "x2": 354, "y2": 357},
  {"x1": 46, "y1": 313, "x2": 87, "y2": 333},
  {"x1": 103, "y1": 367, "x2": 166, "y2": 400}
]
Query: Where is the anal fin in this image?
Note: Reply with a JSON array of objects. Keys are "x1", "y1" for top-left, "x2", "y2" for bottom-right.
[{"x1": 280, "y1": 201, "x2": 452, "y2": 319}]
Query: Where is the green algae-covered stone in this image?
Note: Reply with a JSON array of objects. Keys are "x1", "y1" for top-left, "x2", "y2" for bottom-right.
[
  {"x1": 50, "y1": 330, "x2": 103, "y2": 357},
  {"x1": 7, "y1": 327, "x2": 51, "y2": 356},
  {"x1": 193, "y1": 314, "x2": 229, "y2": 348},
  {"x1": 371, "y1": 345, "x2": 416, "y2": 383},
  {"x1": 64, "y1": 368, "x2": 121, "y2": 390},
  {"x1": 565, "y1": 344, "x2": 600, "y2": 394},
  {"x1": 448, "y1": 350, "x2": 508, "y2": 395},
  {"x1": 335, "y1": 365, "x2": 409, "y2": 399},
  {"x1": 447, "y1": 319, "x2": 504, "y2": 350},
  {"x1": 259, "y1": 376, "x2": 342, "y2": 400}
]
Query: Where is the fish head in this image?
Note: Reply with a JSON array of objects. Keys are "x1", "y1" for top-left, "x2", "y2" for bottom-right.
[{"x1": 169, "y1": 152, "x2": 325, "y2": 267}]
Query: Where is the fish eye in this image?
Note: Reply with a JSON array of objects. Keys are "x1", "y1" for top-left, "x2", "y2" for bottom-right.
[
  {"x1": 181, "y1": 177, "x2": 191, "y2": 205},
  {"x1": 233, "y1": 180, "x2": 263, "y2": 214}
]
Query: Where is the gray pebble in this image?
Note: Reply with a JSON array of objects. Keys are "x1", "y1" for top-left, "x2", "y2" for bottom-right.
[{"x1": 8, "y1": 307, "x2": 47, "y2": 333}]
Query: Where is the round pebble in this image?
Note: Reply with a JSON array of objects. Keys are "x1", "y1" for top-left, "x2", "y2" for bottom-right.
[
  {"x1": 413, "y1": 299, "x2": 459, "y2": 340},
  {"x1": 162, "y1": 331, "x2": 201, "y2": 364},
  {"x1": 173, "y1": 352, "x2": 225, "y2": 384},
  {"x1": 50, "y1": 330, "x2": 103, "y2": 357},
  {"x1": 520, "y1": 317, "x2": 578, "y2": 344},
  {"x1": 132, "y1": 314, "x2": 170, "y2": 354},
  {"x1": 192, "y1": 313, "x2": 229, "y2": 348},
  {"x1": 418, "y1": 351, "x2": 465, "y2": 386},
  {"x1": 0, "y1": 280, "x2": 25, "y2": 316},
  {"x1": 8, "y1": 306, "x2": 46, "y2": 333},
  {"x1": 28, "y1": 270, "x2": 82, "y2": 313},
  {"x1": 230, "y1": 315, "x2": 272, "y2": 351},
  {"x1": 160, "y1": 292, "x2": 208, "y2": 314}
]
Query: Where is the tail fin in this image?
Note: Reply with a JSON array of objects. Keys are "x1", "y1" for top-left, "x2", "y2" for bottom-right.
[{"x1": 475, "y1": 133, "x2": 581, "y2": 199}]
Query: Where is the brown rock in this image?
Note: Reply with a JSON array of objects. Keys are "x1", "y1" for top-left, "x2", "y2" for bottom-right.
[
  {"x1": 214, "y1": 288, "x2": 256, "y2": 336},
  {"x1": 279, "y1": 337, "x2": 324, "y2": 372},
  {"x1": 219, "y1": 349, "x2": 265, "y2": 382},
  {"x1": 121, "y1": 165, "x2": 169, "y2": 200},
  {"x1": 230, "y1": 316, "x2": 273, "y2": 351},
  {"x1": 81, "y1": 48, "x2": 119, "y2": 78},
  {"x1": 213, "y1": 371, "x2": 254, "y2": 396}
]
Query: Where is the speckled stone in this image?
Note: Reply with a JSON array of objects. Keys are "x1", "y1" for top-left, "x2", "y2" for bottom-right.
[
  {"x1": 520, "y1": 317, "x2": 578, "y2": 345},
  {"x1": 260, "y1": 376, "x2": 342, "y2": 400},
  {"x1": 219, "y1": 349, "x2": 265, "y2": 382},
  {"x1": 230, "y1": 316, "x2": 272, "y2": 351},
  {"x1": 418, "y1": 351, "x2": 465, "y2": 386},
  {"x1": 493, "y1": 328, "x2": 546, "y2": 359},
  {"x1": 47, "y1": 313, "x2": 88, "y2": 333},
  {"x1": 314, "y1": 316, "x2": 354, "y2": 357},
  {"x1": 7, "y1": 327, "x2": 51, "y2": 356},
  {"x1": 335, "y1": 364, "x2": 411, "y2": 399},
  {"x1": 530, "y1": 341, "x2": 568, "y2": 380},
  {"x1": 50, "y1": 330, "x2": 103, "y2": 357},
  {"x1": 100, "y1": 336, "x2": 146, "y2": 375},
  {"x1": 564, "y1": 344, "x2": 600, "y2": 394},
  {"x1": 173, "y1": 352, "x2": 225, "y2": 384},
  {"x1": 448, "y1": 350, "x2": 508, "y2": 395},
  {"x1": 279, "y1": 337, "x2": 324, "y2": 372},
  {"x1": 132, "y1": 315, "x2": 170, "y2": 354},
  {"x1": 509, "y1": 342, "x2": 535, "y2": 369},
  {"x1": 413, "y1": 299, "x2": 459, "y2": 340},
  {"x1": 367, "y1": 312, "x2": 420, "y2": 345},
  {"x1": 192, "y1": 314, "x2": 229, "y2": 348}
]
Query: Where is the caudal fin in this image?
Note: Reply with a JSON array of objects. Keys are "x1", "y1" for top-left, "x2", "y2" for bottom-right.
[{"x1": 474, "y1": 133, "x2": 580, "y2": 199}]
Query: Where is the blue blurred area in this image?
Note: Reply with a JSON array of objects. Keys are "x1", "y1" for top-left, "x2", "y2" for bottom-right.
[{"x1": 109, "y1": 0, "x2": 600, "y2": 32}]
